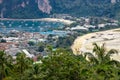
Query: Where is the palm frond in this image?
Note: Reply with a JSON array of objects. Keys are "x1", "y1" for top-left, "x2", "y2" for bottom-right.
[
  {"x1": 93, "y1": 43, "x2": 101, "y2": 53},
  {"x1": 107, "y1": 60, "x2": 120, "y2": 67},
  {"x1": 93, "y1": 43, "x2": 106, "y2": 62},
  {"x1": 84, "y1": 52, "x2": 98, "y2": 64},
  {"x1": 100, "y1": 43, "x2": 106, "y2": 54},
  {"x1": 105, "y1": 49, "x2": 118, "y2": 59},
  {"x1": 107, "y1": 49, "x2": 118, "y2": 55}
]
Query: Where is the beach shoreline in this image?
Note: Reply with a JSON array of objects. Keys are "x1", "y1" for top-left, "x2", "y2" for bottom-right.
[
  {"x1": 0, "y1": 18, "x2": 74, "y2": 25},
  {"x1": 71, "y1": 28, "x2": 120, "y2": 61}
]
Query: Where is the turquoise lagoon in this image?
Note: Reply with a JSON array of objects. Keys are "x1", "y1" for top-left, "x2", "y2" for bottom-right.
[{"x1": 0, "y1": 20, "x2": 64, "y2": 34}]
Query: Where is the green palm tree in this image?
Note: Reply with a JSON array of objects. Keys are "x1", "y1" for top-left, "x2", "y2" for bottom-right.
[
  {"x1": 0, "y1": 51, "x2": 13, "y2": 80},
  {"x1": 84, "y1": 43, "x2": 118, "y2": 65},
  {"x1": 84, "y1": 43, "x2": 120, "y2": 79},
  {"x1": 14, "y1": 52, "x2": 33, "y2": 79},
  {"x1": 16, "y1": 52, "x2": 33, "y2": 73},
  {"x1": 22, "y1": 64, "x2": 42, "y2": 80}
]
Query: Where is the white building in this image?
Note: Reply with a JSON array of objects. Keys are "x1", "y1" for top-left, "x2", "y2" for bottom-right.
[
  {"x1": 22, "y1": 49, "x2": 34, "y2": 58},
  {"x1": 71, "y1": 26, "x2": 88, "y2": 31}
]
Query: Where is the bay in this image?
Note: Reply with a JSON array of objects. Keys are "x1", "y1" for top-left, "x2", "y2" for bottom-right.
[{"x1": 0, "y1": 20, "x2": 64, "y2": 34}]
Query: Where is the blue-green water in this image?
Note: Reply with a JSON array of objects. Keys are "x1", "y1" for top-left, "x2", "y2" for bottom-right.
[
  {"x1": 0, "y1": 20, "x2": 64, "y2": 33},
  {"x1": 40, "y1": 31, "x2": 67, "y2": 36}
]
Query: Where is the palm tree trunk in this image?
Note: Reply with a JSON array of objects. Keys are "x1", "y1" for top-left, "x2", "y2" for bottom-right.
[{"x1": 1, "y1": 64, "x2": 4, "y2": 80}]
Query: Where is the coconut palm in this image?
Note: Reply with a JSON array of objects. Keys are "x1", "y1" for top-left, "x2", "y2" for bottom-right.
[
  {"x1": 22, "y1": 64, "x2": 42, "y2": 80},
  {"x1": 14, "y1": 52, "x2": 33, "y2": 79},
  {"x1": 0, "y1": 51, "x2": 13, "y2": 80},
  {"x1": 16, "y1": 52, "x2": 33, "y2": 72},
  {"x1": 83, "y1": 43, "x2": 120, "y2": 79},
  {"x1": 84, "y1": 43, "x2": 118, "y2": 65}
]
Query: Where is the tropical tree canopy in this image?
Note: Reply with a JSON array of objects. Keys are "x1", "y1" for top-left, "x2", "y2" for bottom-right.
[{"x1": 0, "y1": 44, "x2": 120, "y2": 80}]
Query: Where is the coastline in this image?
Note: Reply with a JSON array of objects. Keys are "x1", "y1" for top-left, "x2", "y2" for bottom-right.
[
  {"x1": 0, "y1": 18, "x2": 74, "y2": 25},
  {"x1": 71, "y1": 28, "x2": 120, "y2": 61}
]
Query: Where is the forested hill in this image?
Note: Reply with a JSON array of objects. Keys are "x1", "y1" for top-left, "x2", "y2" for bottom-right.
[{"x1": 0, "y1": 0, "x2": 120, "y2": 19}]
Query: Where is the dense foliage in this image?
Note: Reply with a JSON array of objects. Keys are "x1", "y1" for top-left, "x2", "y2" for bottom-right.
[
  {"x1": 0, "y1": 43, "x2": 120, "y2": 80},
  {"x1": 0, "y1": 0, "x2": 48, "y2": 18},
  {"x1": 1, "y1": 0, "x2": 120, "y2": 19}
]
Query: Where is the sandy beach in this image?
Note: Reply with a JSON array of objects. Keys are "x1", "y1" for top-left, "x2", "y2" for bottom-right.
[
  {"x1": 0, "y1": 18, "x2": 74, "y2": 25},
  {"x1": 40, "y1": 18, "x2": 74, "y2": 24},
  {"x1": 71, "y1": 28, "x2": 120, "y2": 61}
]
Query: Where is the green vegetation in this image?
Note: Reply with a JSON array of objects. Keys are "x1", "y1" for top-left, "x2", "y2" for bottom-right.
[
  {"x1": 56, "y1": 36, "x2": 75, "y2": 49},
  {"x1": 37, "y1": 42, "x2": 46, "y2": 52},
  {"x1": 0, "y1": 39, "x2": 6, "y2": 43},
  {"x1": 1, "y1": 0, "x2": 120, "y2": 19},
  {"x1": 0, "y1": 43, "x2": 120, "y2": 80},
  {"x1": 28, "y1": 41, "x2": 35, "y2": 46}
]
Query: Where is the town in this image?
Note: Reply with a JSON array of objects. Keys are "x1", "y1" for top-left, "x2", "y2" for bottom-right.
[{"x1": 0, "y1": 16, "x2": 119, "y2": 61}]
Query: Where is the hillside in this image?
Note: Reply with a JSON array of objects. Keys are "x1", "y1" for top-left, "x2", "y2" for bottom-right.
[{"x1": 0, "y1": 0, "x2": 120, "y2": 19}]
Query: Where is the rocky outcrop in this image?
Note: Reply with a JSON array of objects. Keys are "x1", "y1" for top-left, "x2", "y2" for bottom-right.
[
  {"x1": 111, "y1": 0, "x2": 116, "y2": 3},
  {"x1": 0, "y1": 0, "x2": 52, "y2": 14},
  {"x1": 0, "y1": 0, "x2": 2, "y2": 4},
  {"x1": 21, "y1": 2, "x2": 26, "y2": 8},
  {"x1": 111, "y1": 0, "x2": 120, "y2": 3},
  {"x1": 0, "y1": 0, "x2": 120, "y2": 18},
  {"x1": 37, "y1": 0, "x2": 52, "y2": 14}
]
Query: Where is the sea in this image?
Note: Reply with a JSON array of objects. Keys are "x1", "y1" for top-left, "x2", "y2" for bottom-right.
[{"x1": 0, "y1": 20, "x2": 64, "y2": 35}]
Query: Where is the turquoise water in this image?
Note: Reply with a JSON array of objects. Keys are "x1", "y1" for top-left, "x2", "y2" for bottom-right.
[
  {"x1": 0, "y1": 20, "x2": 64, "y2": 33},
  {"x1": 40, "y1": 31, "x2": 67, "y2": 36}
]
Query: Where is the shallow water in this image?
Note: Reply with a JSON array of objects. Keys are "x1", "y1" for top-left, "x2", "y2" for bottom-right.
[{"x1": 0, "y1": 20, "x2": 64, "y2": 33}]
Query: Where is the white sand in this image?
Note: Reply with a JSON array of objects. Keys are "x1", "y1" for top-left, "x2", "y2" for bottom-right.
[
  {"x1": 40, "y1": 18, "x2": 74, "y2": 24},
  {"x1": 0, "y1": 18, "x2": 74, "y2": 25},
  {"x1": 71, "y1": 28, "x2": 120, "y2": 61}
]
